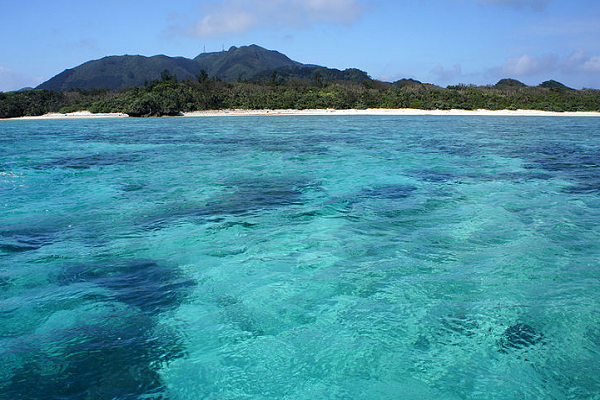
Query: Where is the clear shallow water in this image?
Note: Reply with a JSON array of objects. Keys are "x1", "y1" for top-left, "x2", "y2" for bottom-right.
[{"x1": 0, "y1": 116, "x2": 599, "y2": 399}]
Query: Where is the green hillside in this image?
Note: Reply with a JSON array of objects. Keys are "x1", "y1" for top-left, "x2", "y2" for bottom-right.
[
  {"x1": 36, "y1": 45, "x2": 370, "y2": 91},
  {"x1": 539, "y1": 80, "x2": 572, "y2": 90},
  {"x1": 37, "y1": 55, "x2": 200, "y2": 91},
  {"x1": 494, "y1": 78, "x2": 527, "y2": 88},
  {"x1": 194, "y1": 45, "x2": 302, "y2": 81}
]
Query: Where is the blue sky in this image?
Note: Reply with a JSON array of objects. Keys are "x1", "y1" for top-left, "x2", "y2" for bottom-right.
[{"x1": 1, "y1": 0, "x2": 599, "y2": 91}]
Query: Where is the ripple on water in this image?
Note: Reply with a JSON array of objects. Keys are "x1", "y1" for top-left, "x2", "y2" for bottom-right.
[{"x1": 0, "y1": 116, "x2": 599, "y2": 399}]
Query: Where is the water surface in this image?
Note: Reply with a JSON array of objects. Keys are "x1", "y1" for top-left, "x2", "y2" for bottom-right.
[{"x1": 1, "y1": 116, "x2": 599, "y2": 399}]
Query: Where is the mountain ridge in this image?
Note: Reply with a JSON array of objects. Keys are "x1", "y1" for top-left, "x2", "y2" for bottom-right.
[{"x1": 37, "y1": 45, "x2": 369, "y2": 91}]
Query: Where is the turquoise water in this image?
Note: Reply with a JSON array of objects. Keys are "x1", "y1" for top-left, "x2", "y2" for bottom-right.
[{"x1": 0, "y1": 116, "x2": 599, "y2": 399}]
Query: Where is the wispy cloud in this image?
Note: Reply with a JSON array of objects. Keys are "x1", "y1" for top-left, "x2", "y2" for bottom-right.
[
  {"x1": 0, "y1": 66, "x2": 43, "y2": 92},
  {"x1": 562, "y1": 48, "x2": 600, "y2": 73},
  {"x1": 74, "y1": 38, "x2": 100, "y2": 52},
  {"x1": 192, "y1": 9, "x2": 256, "y2": 37},
  {"x1": 582, "y1": 57, "x2": 600, "y2": 72},
  {"x1": 431, "y1": 64, "x2": 464, "y2": 83},
  {"x1": 180, "y1": 0, "x2": 365, "y2": 38},
  {"x1": 494, "y1": 54, "x2": 558, "y2": 76},
  {"x1": 473, "y1": 49, "x2": 600, "y2": 87},
  {"x1": 300, "y1": 0, "x2": 364, "y2": 23},
  {"x1": 522, "y1": 16, "x2": 600, "y2": 52},
  {"x1": 426, "y1": 48, "x2": 600, "y2": 88},
  {"x1": 376, "y1": 72, "x2": 419, "y2": 83},
  {"x1": 489, "y1": 49, "x2": 600, "y2": 79},
  {"x1": 475, "y1": 0, "x2": 551, "y2": 11},
  {"x1": 526, "y1": 17, "x2": 600, "y2": 38}
]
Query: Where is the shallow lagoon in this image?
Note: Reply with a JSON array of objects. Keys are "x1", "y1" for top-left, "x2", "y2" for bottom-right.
[{"x1": 1, "y1": 116, "x2": 599, "y2": 399}]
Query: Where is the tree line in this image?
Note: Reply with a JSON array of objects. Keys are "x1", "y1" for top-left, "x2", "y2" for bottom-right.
[{"x1": 1, "y1": 71, "x2": 599, "y2": 118}]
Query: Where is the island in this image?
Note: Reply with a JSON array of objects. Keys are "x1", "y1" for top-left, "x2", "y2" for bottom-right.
[{"x1": 1, "y1": 45, "x2": 599, "y2": 118}]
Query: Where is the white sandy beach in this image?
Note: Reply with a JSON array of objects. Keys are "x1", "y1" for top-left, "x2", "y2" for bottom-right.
[
  {"x1": 6, "y1": 111, "x2": 129, "y2": 120},
  {"x1": 3, "y1": 109, "x2": 600, "y2": 120},
  {"x1": 183, "y1": 108, "x2": 600, "y2": 117}
]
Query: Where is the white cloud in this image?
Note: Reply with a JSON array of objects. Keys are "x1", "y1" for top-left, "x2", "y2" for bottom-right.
[
  {"x1": 581, "y1": 56, "x2": 600, "y2": 72},
  {"x1": 498, "y1": 54, "x2": 557, "y2": 76},
  {"x1": 182, "y1": 0, "x2": 365, "y2": 38},
  {"x1": 192, "y1": 10, "x2": 257, "y2": 37},
  {"x1": 477, "y1": 49, "x2": 600, "y2": 87}
]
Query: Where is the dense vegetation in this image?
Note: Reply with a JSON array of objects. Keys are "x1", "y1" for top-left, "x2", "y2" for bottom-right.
[{"x1": 2, "y1": 74, "x2": 600, "y2": 118}]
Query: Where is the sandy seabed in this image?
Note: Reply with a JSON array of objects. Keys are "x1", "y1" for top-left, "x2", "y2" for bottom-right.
[{"x1": 3, "y1": 109, "x2": 600, "y2": 120}]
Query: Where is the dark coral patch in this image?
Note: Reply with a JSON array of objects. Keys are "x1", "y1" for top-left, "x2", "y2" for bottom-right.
[
  {"x1": 358, "y1": 184, "x2": 416, "y2": 200},
  {"x1": 500, "y1": 323, "x2": 544, "y2": 352},
  {"x1": 58, "y1": 260, "x2": 195, "y2": 313}
]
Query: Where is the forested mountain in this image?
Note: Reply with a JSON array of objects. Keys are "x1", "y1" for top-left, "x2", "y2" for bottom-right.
[
  {"x1": 193, "y1": 45, "x2": 302, "y2": 81},
  {"x1": 36, "y1": 45, "x2": 369, "y2": 91},
  {"x1": 37, "y1": 55, "x2": 201, "y2": 91}
]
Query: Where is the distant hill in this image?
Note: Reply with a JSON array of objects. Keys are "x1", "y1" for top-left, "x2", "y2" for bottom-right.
[
  {"x1": 37, "y1": 45, "x2": 369, "y2": 91},
  {"x1": 539, "y1": 80, "x2": 572, "y2": 90},
  {"x1": 495, "y1": 78, "x2": 527, "y2": 88},
  {"x1": 391, "y1": 78, "x2": 422, "y2": 89}
]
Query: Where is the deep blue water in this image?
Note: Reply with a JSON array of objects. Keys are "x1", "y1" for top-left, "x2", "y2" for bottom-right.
[{"x1": 0, "y1": 116, "x2": 599, "y2": 399}]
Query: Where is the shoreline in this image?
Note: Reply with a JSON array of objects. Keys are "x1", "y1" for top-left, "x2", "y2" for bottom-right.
[
  {"x1": 183, "y1": 109, "x2": 600, "y2": 117},
  {"x1": 4, "y1": 111, "x2": 129, "y2": 120},
  {"x1": 3, "y1": 108, "x2": 600, "y2": 121}
]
